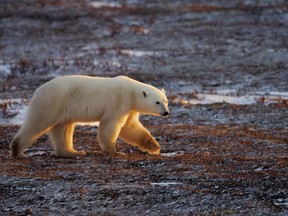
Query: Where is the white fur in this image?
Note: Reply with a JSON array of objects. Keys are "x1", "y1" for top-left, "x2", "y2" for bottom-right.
[{"x1": 10, "y1": 75, "x2": 169, "y2": 158}]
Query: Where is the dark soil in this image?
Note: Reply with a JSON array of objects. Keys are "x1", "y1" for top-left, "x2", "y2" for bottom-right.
[{"x1": 0, "y1": 0, "x2": 287, "y2": 215}]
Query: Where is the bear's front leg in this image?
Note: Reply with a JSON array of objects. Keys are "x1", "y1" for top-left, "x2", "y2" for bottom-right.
[
  {"x1": 97, "y1": 118, "x2": 126, "y2": 156},
  {"x1": 138, "y1": 135, "x2": 160, "y2": 155},
  {"x1": 119, "y1": 113, "x2": 161, "y2": 155}
]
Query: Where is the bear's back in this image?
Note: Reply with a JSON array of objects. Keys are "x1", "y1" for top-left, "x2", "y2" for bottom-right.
[{"x1": 34, "y1": 75, "x2": 134, "y2": 121}]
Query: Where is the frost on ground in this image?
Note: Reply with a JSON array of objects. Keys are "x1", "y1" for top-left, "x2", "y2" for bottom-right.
[
  {"x1": 0, "y1": 99, "x2": 28, "y2": 125},
  {"x1": 0, "y1": 0, "x2": 288, "y2": 215}
]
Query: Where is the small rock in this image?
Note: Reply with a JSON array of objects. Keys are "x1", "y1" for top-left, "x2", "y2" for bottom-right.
[{"x1": 10, "y1": 86, "x2": 17, "y2": 91}]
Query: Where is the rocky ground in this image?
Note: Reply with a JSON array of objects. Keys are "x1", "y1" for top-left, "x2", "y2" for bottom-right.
[{"x1": 0, "y1": 0, "x2": 287, "y2": 215}]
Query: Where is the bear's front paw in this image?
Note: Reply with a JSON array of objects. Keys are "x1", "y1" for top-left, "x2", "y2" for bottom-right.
[{"x1": 139, "y1": 137, "x2": 161, "y2": 155}]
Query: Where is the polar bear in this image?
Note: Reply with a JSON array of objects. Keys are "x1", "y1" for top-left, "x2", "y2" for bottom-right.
[{"x1": 10, "y1": 75, "x2": 169, "y2": 158}]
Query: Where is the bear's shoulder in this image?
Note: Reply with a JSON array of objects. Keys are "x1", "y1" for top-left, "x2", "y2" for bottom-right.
[
  {"x1": 113, "y1": 76, "x2": 143, "y2": 86},
  {"x1": 114, "y1": 75, "x2": 130, "y2": 81}
]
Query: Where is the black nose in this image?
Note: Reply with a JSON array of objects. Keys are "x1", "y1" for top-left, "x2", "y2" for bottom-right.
[{"x1": 164, "y1": 112, "x2": 169, "y2": 116}]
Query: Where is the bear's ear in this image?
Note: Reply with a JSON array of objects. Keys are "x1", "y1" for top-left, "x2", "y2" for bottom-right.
[
  {"x1": 142, "y1": 91, "x2": 147, "y2": 98},
  {"x1": 161, "y1": 88, "x2": 166, "y2": 94}
]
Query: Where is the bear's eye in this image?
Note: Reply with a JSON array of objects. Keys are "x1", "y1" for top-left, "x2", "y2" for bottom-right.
[{"x1": 156, "y1": 101, "x2": 160, "y2": 105}]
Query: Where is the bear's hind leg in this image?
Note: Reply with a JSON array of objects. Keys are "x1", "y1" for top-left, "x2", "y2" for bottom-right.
[
  {"x1": 11, "y1": 134, "x2": 33, "y2": 159},
  {"x1": 11, "y1": 126, "x2": 50, "y2": 159},
  {"x1": 48, "y1": 123, "x2": 86, "y2": 157}
]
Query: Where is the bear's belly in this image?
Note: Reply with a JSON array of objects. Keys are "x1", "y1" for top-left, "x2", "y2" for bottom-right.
[{"x1": 60, "y1": 103, "x2": 104, "y2": 123}]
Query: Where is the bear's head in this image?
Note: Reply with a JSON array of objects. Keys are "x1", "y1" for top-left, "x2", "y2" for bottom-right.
[{"x1": 136, "y1": 86, "x2": 169, "y2": 117}]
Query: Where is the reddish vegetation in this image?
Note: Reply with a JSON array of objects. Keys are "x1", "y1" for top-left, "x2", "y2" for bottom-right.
[{"x1": 0, "y1": 112, "x2": 287, "y2": 215}]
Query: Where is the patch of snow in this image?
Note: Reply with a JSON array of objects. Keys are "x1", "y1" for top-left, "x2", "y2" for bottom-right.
[
  {"x1": 197, "y1": 94, "x2": 256, "y2": 105},
  {"x1": 254, "y1": 166, "x2": 269, "y2": 171},
  {"x1": 0, "y1": 64, "x2": 11, "y2": 78},
  {"x1": 216, "y1": 89, "x2": 238, "y2": 95},
  {"x1": 175, "y1": 94, "x2": 256, "y2": 105},
  {"x1": 150, "y1": 182, "x2": 183, "y2": 187},
  {"x1": 120, "y1": 50, "x2": 163, "y2": 57},
  {"x1": 254, "y1": 167, "x2": 264, "y2": 171},
  {"x1": 108, "y1": 60, "x2": 122, "y2": 68},
  {"x1": 82, "y1": 43, "x2": 99, "y2": 51},
  {"x1": 93, "y1": 60, "x2": 100, "y2": 66},
  {"x1": 89, "y1": 1, "x2": 121, "y2": 8},
  {"x1": 27, "y1": 150, "x2": 46, "y2": 156},
  {"x1": 0, "y1": 99, "x2": 28, "y2": 125},
  {"x1": 174, "y1": 90, "x2": 288, "y2": 106},
  {"x1": 161, "y1": 151, "x2": 184, "y2": 157},
  {"x1": 273, "y1": 197, "x2": 288, "y2": 208},
  {"x1": 9, "y1": 106, "x2": 28, "y2": 125},
  {"x1": 256, "y1": 91, "x2": 288, "y2": 97}
]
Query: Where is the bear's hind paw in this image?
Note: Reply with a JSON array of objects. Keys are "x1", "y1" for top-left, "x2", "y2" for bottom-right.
[{"x1": 12, "y1": 152, "x2": 29, "y2": 159}]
